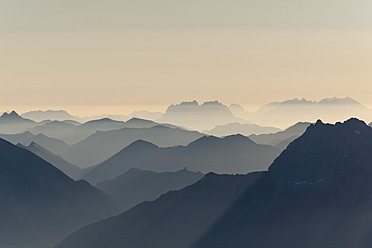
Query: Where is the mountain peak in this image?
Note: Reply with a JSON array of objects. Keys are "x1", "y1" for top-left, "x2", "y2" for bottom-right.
[
  {"x1": 1, "y1": 110, "x2": 20, "y2": 118},
  {"x1": 269, "y1": 118, "x2": 372, "y2": 198}
]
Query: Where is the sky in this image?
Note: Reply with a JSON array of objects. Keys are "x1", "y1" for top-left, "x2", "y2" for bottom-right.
[{"x1": 1, "y1": 0, "x2": 372, "y2": 115}]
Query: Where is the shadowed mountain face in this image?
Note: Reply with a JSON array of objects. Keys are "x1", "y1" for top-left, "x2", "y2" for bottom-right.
[
  {"x1": 0, "y1": 138, "x2": 119, "y2": 248},
  {"x1": 17, "y1": 142, "x2": 83, "y2": 179},
  {"x1": 54, "y1": 172, "x2": 265, "y2": 248},
  {"x1": 192, "y1": 118, "x2": 372, "y2": 248},
  {"x1": 249, "y1": 122, "x2": 311, "y2": 150},
  {"x1": 62, "y1": 125, "x2": 204, "y2": 168},
  {"x1": 82, "y1": 134, "x2": 280, "y2": 184},
  {"x1": 206, "y1": 122, "x2": 281, "y2": 137},
  {"x1": 159, "y1": 100, "x2": 245, "y2": 131},
  {"x1": 97, "y1": 168, "x2": 204, "y2": 211},
  {"x1": 0, "y1": 131, "x2": 70, "y2": 155},
  {"x1": 0, "y1": 111, "x2": 37, "y2": 134}
]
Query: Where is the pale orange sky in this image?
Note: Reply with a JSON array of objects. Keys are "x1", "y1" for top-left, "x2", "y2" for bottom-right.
[{"x1": 1, "y1": 0, "x2": 372, "y2": 116}]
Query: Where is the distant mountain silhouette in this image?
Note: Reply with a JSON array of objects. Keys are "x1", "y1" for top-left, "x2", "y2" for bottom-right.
[
  {"x1": 192, "y1": 118, "x2": 372, "y2": 248},
  {"x1": 0, "y1": 111, "x2": 37, "y2": 133},
  {"x1": 251, "y1": 97, "x2": 372, "y2": 128},
  {"x1": 54, "y1": 172, "x2": 264, "y2": 248},
  {"x1": 206, "y1": 122, "x2": 281, "y2": 136},
  {"x1": 18, "y1": 142, "x2": 83, "y2": 179},
  {"x1": 82, "y1": 134, "x2": 280, "y2": 184},
  {"x1": 159, "y1": 100, "x2": 245, "y2": 131},
  {"x1": 27, "y1": 117, "x2": 159, "y2": 145},
  {"x1": 96, "y1": 168, "x2": 204, "y2": 211},
  {"x1": 62, "y1": 125, "x2": 204, "y2": 168},
  {"x1": 0, "y1": 131, "x2": 70, "y2": 155},
  {"x1": 0, "y1": 138, "x2": 119, "y2": 248},
  {"x1": 249, "y1": 122, "x2": 311, "y2": 150},
  {"x1": 21, "y1": 110, "x2": 79, "y2": 122},
  {"x1": 129, "y1": 110, "x2": 163, "y2": 121}
]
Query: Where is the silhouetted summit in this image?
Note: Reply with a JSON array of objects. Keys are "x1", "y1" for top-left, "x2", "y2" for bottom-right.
[{"x1": 269, "y1": 118, "x2": 372, "y2": 195}]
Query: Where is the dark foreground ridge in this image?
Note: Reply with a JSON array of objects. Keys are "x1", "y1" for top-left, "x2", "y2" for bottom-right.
[{"x1": 0, "y1": 138, "x2": 119, "y2": 248}]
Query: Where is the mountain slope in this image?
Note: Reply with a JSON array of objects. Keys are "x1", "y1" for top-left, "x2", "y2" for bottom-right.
[
  {"x1": 193, "y1": 118, "x2": 372, "y2": 248},
  {"x1": 82, "y1": 134, "x2": 280, "y2": 184},
  {"x1": 62, "y1": 125, "x2": 204, "y2": 168},
  {"x1": 18, "y1": 142, "x2": 83, "y2": 179},
  {"x1": 96, "y1": 168, "x2": 204, "y2": 211},
  {"x1": 249, "y1": 121, "x2": 311, "y2": 149},
  {"x1": 0, "y1": 138, "x2": 119, "y2": 248},
  {"x1": 54, "y1": 172, "x2": 265, "y2": 248}
]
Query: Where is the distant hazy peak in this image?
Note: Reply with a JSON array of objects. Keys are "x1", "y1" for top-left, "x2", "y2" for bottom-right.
[
  {"x1": 83, "y1": 117, "x2": 122, "y2": 124},
  {"x1": 1, "y1": 110, "x2": 20, "y2": 118},
  {"x1": 126, "y1": 117, "x2": 156, "y2": 123},
  {"x1": 166, "y1": 100, "x2": 228, "y2": 110},
  {"x1": 263, "y1": 97, "x2": 360, "y2": 107}
]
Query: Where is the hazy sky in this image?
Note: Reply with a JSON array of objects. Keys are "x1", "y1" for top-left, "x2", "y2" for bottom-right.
[{"x1": 1, "y1": 0, "x2": 372, "y2": 115}]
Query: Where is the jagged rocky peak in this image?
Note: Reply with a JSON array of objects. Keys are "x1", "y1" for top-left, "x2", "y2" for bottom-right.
[{"x1": 269, "y1": 118, "x2": 372, "y2": 200}]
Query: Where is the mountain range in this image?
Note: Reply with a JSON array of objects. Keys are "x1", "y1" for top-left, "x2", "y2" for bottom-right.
[
  {"x1": 62, "y1": 125, "x2": 204, "y2": 168},
  {"x1": 27, "y1": 118, "x2": 159, "y2": 145},
  {"x1": 55, "y1": 118, "x2": 372, "y2": 248},
  {"x1": 81, "y1": 134, "x2": 280, "y2": 184},
  {"x1": 250, "y1": 97, "x2": 372, "y2": 128}
]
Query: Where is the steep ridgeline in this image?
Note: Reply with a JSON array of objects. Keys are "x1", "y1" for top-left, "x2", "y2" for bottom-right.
[
  {"x1": 54, "y1": 172, "x2": 265, "y2": 248},
  {"x1": 0, "y1": 138, "x2": 119, "y2": 248},
  {"x1": 192, "y1": 118, "x2": 372, "y2": 248},
  {"x1": 249, "y1": 121, "x2": 311, "y2": 151},
  {"x1": 62, "y1": 125, "x2": 204, "y2": 168},
  {"x1": 82, "y1": 134, "x2": 280, "y2": 185},
  {"x1": 0, "y1": 111, "x2": 37, "y2": 134},
  {"x1": 96, "y1": 168, "x2": 204, "y2": 211},
  {"x1": 17, "y1": 142, "x2": 83, "y2": 179}
]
